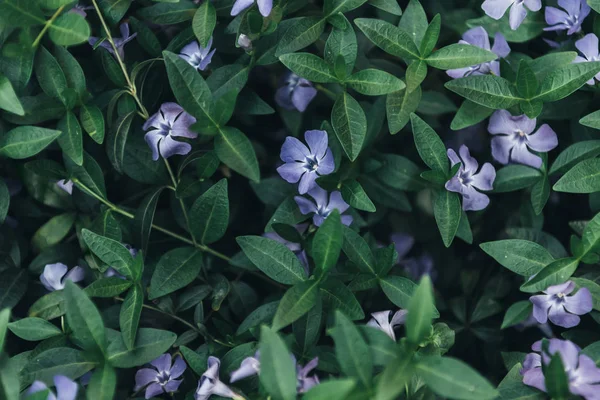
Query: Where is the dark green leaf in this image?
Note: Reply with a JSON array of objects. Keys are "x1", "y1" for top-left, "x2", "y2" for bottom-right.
[{"x1": 149, "y1": 247, "x2": 203, "y2": 299}]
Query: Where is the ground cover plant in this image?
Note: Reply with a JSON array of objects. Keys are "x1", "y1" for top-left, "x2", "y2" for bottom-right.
[{"x1": 2, "y1": 0, "x2": 600, "y2": 399}]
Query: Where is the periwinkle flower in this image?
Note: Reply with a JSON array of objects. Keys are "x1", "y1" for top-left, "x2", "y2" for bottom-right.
[
  {"x1": 56, "y1": 179, "x2": 73, "y2": 195},
  {"x1": 482, "y1": 0, "x2": 542, "y2": 30},
  {"x1": 143, "y1": 103, "x2": 197, "y2": 161},
  {"x1": 544, "y1": 0, "x2": 590, "y2": 35},
  {"x1": 445, "y1": 145, "x2": 496, "y2": 211},
  {"x1": 264, "y1": 224, "x2": 309, "y2": 272},
  {"x1": 237, "y1": 34, "x2": 252, "y2": 51},
  {"x1": 277, "y1": 130, "x2": 334, "y2": 194},
  {"x1": 530, "y1": 281, "x2": 592, "y2": 328},
  {"x1": 390, "y1": 233, "x2": 437, "y2": 281},
  {"x1": 294, "y1": 186, "x2": 353, "y2": 227},
  {"x1": 89, "y1": 23, "x2": 137, "y2": 59},
  {"x1": 296, "y1": 357, "x2": 320, "y2": 393},
  {"x1": 366, "y1": 310, "x2": 408, "y2": 341},
  {"x1": 40, "y1": 263, "x2": 85, "y2": 292},
  {"x1": 179, "y1": 39, "x2": 216, "y2": 71},
  {"x1": 231, "y1": 0, "x2": 272, "y2": 17},
  {"x1": 521, "y1": 339, "x2": 600, "y2": 399},
  {"x1": 230, "y1": 351, "x2": 260, "y2": 382},
  {"x1": 488, "y1": 110, "x2": 558, "y2": 169},
  {"x1": 275, "y1": 72, "x2": 318, "y2": 112},
  {"x1": 195, "y1": 356, "x2": 241, "y2": 400},
  {"x1": 26, "y1": 375, "x2": 78, "y2": 400},
  {"x1": 574, "y1": 34, "x2": 600, "y2": 85},
  {"x1": 134, "y1": 353, "x2": 187, "y2": 399},
  {"x1": 446, "y1": 27, "x2": 510, "y2": 79}
]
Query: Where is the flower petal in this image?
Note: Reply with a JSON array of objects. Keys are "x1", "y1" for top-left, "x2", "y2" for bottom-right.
[
  {"x1": 144, "y1": 382, "x2": 164, "y2": 399},
  {"x1": 231, "y1": 0, "x2": 254, "y2": 16},
  {"x1": 509, "y1": 2, "x2": 528, "y2": 30},
  {"x1": 492, "y1": 33, "x2": 511, "y2": 58},
  {"x1": 527, "y1": 124, "x2": 558, "y2": 152},
  {"x1": 460, "y1": 185, "x2": 490, "y2": 211},
  {"x1": 295, "y1": 196, "x2": 318, "y2": 215},
  {"x1": 257, "y1": 0, "x2": 272, "y2": 16},
  {"x1": 305, "y1": 130, "x2": 329, "y2": 159},
  {"x1": 317, "y1": 149, "x2": 335, "y2": 175},
  {"x1": 135, "y1": 368, "x2": 159, "y2": 390},
  {"x1": 471, "y1": 163, "x2": 496, "y2": 191},
  {"x1": 482, "y1": 0, "x2": 515, "y2": 20},
  {"x1": 327, "y1": 191, "x2": 350, "y2": 214},
  {"x1": 548, "y1": 305, "x2": 580, "y2": 328},
  {"x1": 144, "y1": 131, "x2": 163, "y2": 161},
  {"x1": 298, "y1": 171, "x2": 318, "y2": 194},
  {"x1": 63, "y1": 266, "x2": 85, "y2": 285},
  {"x1": 491, "y1": 136, "x2": 513, "y2": 164},
  {"x1": 151, "y1": 354, "x2": 172, "y2": 373},
  {"x1": 544, "y1": 281, "x2": 575, "y2": 295},
  {"x1": 54, "y1": 375, "x2": 78, "y2": 400},
  {"x1": 390, "y1": 233, "x2": 415, "y2": 260},
  {"x1": 564, "y1": 287, "x2": 593, "y2": 315},
  {"x1": 280, "y1": 137, "x2": 310, "y2": 163},
  {"x1": 170, "y1": 356, "x2": 187, "y2": 379},
  {"x1": 277, "y1": 162, "x2": 306, "y2": 184},
  {"x1": 41, "y1": 263, "x2": 68, "y2": 291},
  {"x1": 462, "y1": 27, "x2": 491, "y2": 50},
  {"x1": 159, "y1": 136, "x2": 192, "y2": 159},
  {"x1": 458, "y1": 145, "x2": 478, "y2": 173},
  {"x1": 530, "y1": 294, "x2": 551, "y2": 324},
  {"x1": 292, "y1": 84, "x2": 317, "y2": 112},
  {"x1": 510, "y1": 143, "x2": 542, "y2": 169},
  {"x1": 576, "y1": 34, "x2": 599, "y2": 60}
]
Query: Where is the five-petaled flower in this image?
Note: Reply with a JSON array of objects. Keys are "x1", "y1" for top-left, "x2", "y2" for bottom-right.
[
  {"x1": 179, "y1": 39, "x2": 216, "y2": 71},
  {"x1": 488, "y1": 110, "x2": 558, "y2": 169},
  {"x1": 143, "y1": 103, "x2": 197, "y2": 161},
  {"x1": 482, "y1": 0, "x2": 542, "y2": 30},
  {"x1": 445, "y1": 145, "x2": 496, "y2": 211},
  {"x1": 277, "y1": 130, "x2": 334, "y2": 194},
  {"x1": 40, "y1": 263, "x2": 85, "y2": 292},
  {"x1": 366, "y1": 310, "x2": 408, "y2": 341},
  {"x1": 231, "y1": 0, "x2": 272, "y2": 17},
  {"x1": 544, "y1": 0, "x2": 590, "y2": 35},
  {"x1": 195, "y1": 356, "x2": 241, "y2": 400},
  {"x1": 521, "y1": 339, "x2": 600, "y2": 399},
  {"x1": 26, "y1": 375, "x2": 78, "y2": 400},
  {"x1": 530, "y1": 281, "x2": 592, "y2": 328},
  {"x1": 574, "y1": 33, "x2": 600, "y2": 85},
  {"x1": 134, "y1": 353, "x2": 187, "y2": 399},
  {"x1": 295, "y1": 186, "x2": 353, "y2": 227},
  {"x1": 446, "y1": 26, "x2": 510, "y2": 79},
  {"x1": 275, "y1": 72, "x2": 318, "y2": 112},
  {"x1": 88, "y1": 23, "x2": 137, "y2": 59}
]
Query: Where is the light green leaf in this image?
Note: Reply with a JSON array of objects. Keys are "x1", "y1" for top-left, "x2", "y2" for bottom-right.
[
  {"x1": 259, "y1": 326, "x2": 297, "y2": 400},
  {"x1": 21, "y1": 347, "x2": 95, "y2": 384},
  {"x1": 354, "y1": 18, "x2": 420, "y2": 61},
  {"x1": 406, "y1": 275, "x2": 436, "y2": 345},
  {"x1": 387, "y1": 86, "x2": 421, "y2": 134},
  {"x1": 279, "y1": 53, "x2": 337, "y2": 83},
  {"x1": 450, "y1": 100, "x2": 493, "y2": 130},
  {"x1": 48, "y1": 13, "x2": 91, "y2": 46},
  {"x1": 0, "y1": 126, "x2": 61, "y2": 159},
  {"x1": 272, "y1": 280, "x2": 320, "y2": 331},
  {"x1": 480, "y1": 239, "x2": 554, "y2": 276},
  {"x1": 501, "y1": 301, "x2": 533, "y2": 329},
  {"x1": 84, "y1": 277, "x2": 133, "y2": 298},
  {"x1": 324, "y1": 0, "x2": 367, "y2": 16},
  {"x1": 331, "y1": 91, "x2": 366, "y2": 161},
  {"x1": 341, "y1": 180, "x2": 376, "y2": 212},
  {"x1": 192, "y1": 0, "x2": 216, "y2": 48},
  {"x1": 425, "y1": 44, "x2": 496, "y2": 70},
  {"x1": 516, "y1": 60, "x2": 538, "y2": 99},
  {"x1": 313, "y1": 210, "x2": 343, "y2": 278},
  {"x1": 445, "y1": 75, "x2": 521, "y2": 109},
  {"x1": 405, "y1": 60, "x2": 427, "y2": 93},
  {"x1": 342, "y1": 226, "x2": 377, "y2": 275},
  {"x1": 419, "y1": 14, "x2": 440, "y2": 57},
  {"x1": 520, "y1": 257, "x2": 579, "y2": 293},
  {"x1": 57, "y1": 111, "x2": 83, "y2": 165},
  {"x1": 330, "y1": 310, "x2": 372, "y2": 386},
  {"x1": 398, "y1": 0, "x2": 428, "y2": 47},
  {"x1": 120, "y1": 284, "x2": 143, "y2": 350},
  {"x1": 99, "y1": 0, "x2": 133, "y2": 25},
  {"x1": 320, "y1": 279, "x2": 364, "y2": 320},
  {"x1": 86, "y1": 364, "x2": 116, "y2": 400},
  {"x1": 0, "y1": 73, "x2": 24, "y2": 115},
  {"x1": 106, "y1": 328, "x2": 176, "y2": 367},
  {"x1": 190, "y1": 179, "x2": 229, "y2": 244},
  {"x1": 215, "y1": 126, "x2": 260, "y2": 182},
  {"x1": 553, "y1": 158, "x2": 600, "y2": 193},
  {"x1": 31, "y1": 213, "x2": 76, "y2": 252},
  {"x1": 535, "y1": 62, "x2": 600, "y2": 102},
  {"x1": 80, "y1": 105, "x2": 105, "y2": 144},
  {"x1": 346, "y1": 69, "x2": 405, "y2": 95},
  {"x1": 304, "y1": 379, "x2": 356, "y2": 400},
  {"x1": 8, "y1": 317, "x2": 62, "y2": 341},
  {"x1": 64, "y1": 280, "x2": 106, "y2": 353},
  {"x1": 81, "y1": 229, "x2": 135, "y2": 279},
  {"x1": 324, "y1": 15, "x2": 357, "y2": 76},
  {"x1": 276, "y1": 16, "x2": 327, "y2": 56},
  {"x1": 410, "y1": 113, "x2": 448, "y2": 174},
  {"x1": 493, "y1": 165, "x2": 543, "y2": 192}
]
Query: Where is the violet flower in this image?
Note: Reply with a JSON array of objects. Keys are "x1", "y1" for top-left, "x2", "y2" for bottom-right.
[
  {"x1": 26, "y1": 375, "x2": 78, "y2": 400},
  {"x1": 521, "y1": 339, "x2": 600, "y2": 399},
  {"x1": 277, "y1": 130, "x2": 334, "y2": 194},
  {"x1": 56, "y1": 179, "x2": 73, "y2": 195},
  {"x1": 294, "y1": 186, "x2": 353, "y2": 227},
  {"x1": 264, "y1": 224, "x2": 309, "y2": 273},
  {"x1": 544, "y1": 0, "x2": 590, "y2": 35},
  {"x1": 143, "y1": 103, "x2": 197, "y2": 161},
  {"x1": 482, "y1": 0, "x2": 542, "y2": 30},
  {"x1": 231, "y1": 0, "x2": 272, "y2": 17},
  {"x1": 390, "y1": 233, "x2": 437, "y2": 281},
  {"x1": 195, "y1": 357, "x2": 241, "y2": 400},
  {"x1": 445, "y1": 145, "x2": 496, "y2": 211},
  {"x1": 530, "y1": 281, "x2": 592, "y2": 328},
  {"x1": 179, "y1": 39, "x2": 216, "y2": 71},
  {"x1": 70, "y1": 4, "x2": 93, "y2": 17},
  {"x1": 488, "y1": 110, "x2": 558, "y2": 169},
  {"x1": 296, "y1": 357, "x2": 320, "y2": 393},
  {"x1": 574, "y1": 34, "x2": 600, "y2": 85},
  {"x1": 275, "y1": 72, "x2": 318, "y2": 112},
  {"x1": 446, "y1": 26, "x2": 510, "y2": 79},
  {"x1": 134, "y1": 354, "x2": 186, "y2": 399},
  {"x1": 40, "y1": 263, "x2": 85, "y2": 292},
  {"x1": 230, "y1": 351, "x2": 260, "y2": 383},
  {"x1": 366, "y1": 310, "x2": 408, "y2": 341},
  {"x1": 89, "y1": 23, "x2": 137, "y2": 59}
]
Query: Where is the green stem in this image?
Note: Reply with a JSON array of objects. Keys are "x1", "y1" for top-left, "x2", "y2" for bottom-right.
[
  {"x1": 32, "y1": 5, "x2": 65, "y2": 48},
  {"x1": 315, "y1": 84, "x2": 337, "y2": 101},
  {"x1": 164, "y1": 158, "x2": 197, "y2": 245}
]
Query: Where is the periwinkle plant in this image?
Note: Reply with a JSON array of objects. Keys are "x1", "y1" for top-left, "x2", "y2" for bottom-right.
[{"x1": 2, "y1": 0, "x2": 600, "y2": 399}]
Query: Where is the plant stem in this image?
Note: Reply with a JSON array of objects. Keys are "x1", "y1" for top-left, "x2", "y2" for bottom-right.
[
  {"x1": 115, "y1": 296, "x2": 201, "y2": 333},
  {"x1": 315, "y1": 84, "x2": 338, "y2": 101},
  {"x1": 164, "y1": 158, "x2": 197, "y2": 245},
  {"x1": 32, "y1": 5, "x2": 66, "y2": 48}
]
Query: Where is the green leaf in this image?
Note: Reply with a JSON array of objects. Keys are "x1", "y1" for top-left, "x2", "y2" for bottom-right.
[
  {"x1": 192, "y1": 0, "x2": 215, "y2": 48},
  {"x1": 137, "y1": 1, "x2": 196, "y2": 24},
  {"x1": 29, "y1": 291, "x2": 65, "y2": 320},
  {"x1": 8, "y1": 317, "x2": 61, "y2": 341},
  {"x1": 0, "y1": 0, "x2": 45, "y2": 27},
  {"x1": 149, "y1": 247, "x2": 204, "y2": 299},
  {"x1": 31, "y1": 212, "x2": 76, "y2": 252},
  {"x1": 80, "y1": 105, "x2": 105, "y2": 144},
  {"x1": 106, "y1": 328, "x2": 176, "y2": 368},
  {"x1": 501, "y1": 301, "x2": 532, "y2": 329},
  {"x1": 21, "y1": 347, "x2": 94, "y2": 384},
  {"x1": 331, "y1": 92, "x2": 366, "y2": 161},
  {"x1": 189, "y1": 179, "x2": 229, "y2": 244},
  {"x1": 0, "y1": 126, "x2": 61, "y2": 159},
  {"x1": 272, "y1": 280, "x2": 320, "y2": 331},
  {"x1": 341, "y1": 226, "x2": 377, "y2": 275},
  {"x1": 81, "y1": 229, "x2": 135, "y2": 279},
  {"x1": 215, "y1": 126, "x2": 260, "y2": 183},
  {"x1": 425, "y1": 44, "x2": 496, "y2": 70},
  {"x1": 419, "y1": 14, "x2": 440, "y2": 57},
  {"x1": 320, "y1": 279, "x2": 364, "y2": 320},
  {"x1": 329, "y1": 310, "x2": 372, "y2": 387},
  {"x1": 406, "y1": 275, "x2": 436, "y2": 345},
  {"x1": 346, "y1": 69, "x2": 405, "y2": 95},
  {"x1": 313, "y1": 210, "x2": 343, "y2": 278},
  {"x1": 405, "y1": 60, "x2": 427, "y2": 93},
  {"x1": 84, "y1": 278, "x2": 132, "y2": 298},
  {"x1": 64, "y1": 280, "x2": 106, "y2": 353},
  {"x1": 0, "y1": 309, "x2": 9, "y2": 352},
  {"x1": 545, "y1": 353, "x2": 570, "y2": 399},
  {"x1": 553, "y1": 158, "x2": 600, "y2": 193},
  {"x1": 582, "y1": 212, "x2": 600, "y2": 257},
  {"x1": 0, "y1": 180, "x2": 8, "y2": 224},
  {"x1": 57, "y1": 111, "x2": 83, "y2": 165},
  {"x1": 450, "y1": 100, "x2": 494, "y2": 130},
  {"x1": 398, "y1": 0, "x2": 428, "y2": 47},
  {"x1": 417, "y1": 356, "x2": 499, "y2": 400},
  {"x1": 493, "y1": 165, "x2": 543, "y2": 192},
  {"x1": 180, "y1": 346, "x2": 208, "y2": 376},
  {"x1": 535, "y1": 62, "x2": 600, "y2": 102},
  {"x1": 86, "y1": 364, "x2": 116, "y2": 400},
  {"x1": 387, "y1": 86, "x2": 422, "y2": 134},
  {"x1": 53, "y1": 46, "x2": 86, "y2": 100},
  {"x1": 550, "y1": 138, "x2": 600, "y2": 175},
  {"x1": 444, "y1": 75, "x2": 521, "y2": 109},
  {"x1": 466, "y1": 13, "x2": 544, "y2": 43},
  {"x1": 579, "y1": 110, "x2": 600, "y2": 130},
  {"x1": 375, "y1": 349, "x2": 415, "y2": 400},
  {"x1": 90, "y1": 209, "x2": 121, "y2": 241},
  {"x1": 279, "y1": 53, "x2": 337, "y2": 83},
  {"x1": 380, "y1": 276, "x2": 417, "y2": 310},
  {"x1": 354, "y1": 18, "x2": 420, "y2": 61},
  {"x1": 99, "y1": 0, "x2": 133, "y2": 25},
  {"x1": 433, "y1": 190, "x2": 461, "y2": 248},
  {"x1": 48, "y1": 13, "x2": 91, "y2": 46},
  {"x1": 324, "y1": 15, "x2": 357, "y2": 77},
  {"x1": 480, "y1": 240, "x2": 554, "y2": 276},
  {"x1": 304, "y1": 379, "x2": 356, "y2": 400},
  {"x1": 236, "y1": 301, "x2": 279, "y2": 335},
  {"x1": 259, "y1": 326, "x2": 297, "y2": 400},
  {"x1": 367, "y1": 0, "x2": 402, "y2": 15},
  {"x1": 410, "y1": 113, "x2": 448, "y2": 174},
  {"x1": 70, "y1": 152, "x2": 107, "y2": 198},
  {"x1": 516, "y1": 60, "x2": 538, "y2": 99},
  {"x1": 530, "y1": 177, "x2": 550, "y2": 215},
  {"x1": 133, "y1": 187, "x2": 164, "y2": 257},
  {"x1": 520, "y1": 257, "x2": 579, "y2": 293},
  {"x1": 341, "y1": 180, "x2": 376, "y2": 212},
  {"x1": 276, "y1": 16, "x2": 326, "y2": 56},
  {"x1": 120, "y1": 283, "x2": 143, "y2": 350},
  {"x1": 107, "y1": 111, "x2": 135, "y2": 174},
  {"x1": 324, "y1": 0, "x2": 367, "y2": 16},
  {"x1": 0, "y1": 73, "x2": 23, "y2": 115}
]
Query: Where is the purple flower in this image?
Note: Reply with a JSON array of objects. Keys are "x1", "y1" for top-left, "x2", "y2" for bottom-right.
[
  {"x1": 445, "y1": 145, "x2": 496, "y2": 211},
  {"x1": 70, "y1": 4, "x2": 93, "y2": 17},
  {"x1": 134, "y1": 354, "x2": 186, "y2": 399},
  {"x1": 515, "y1": 312, "x2": 554, "y2": 337},
  {"x1": 296, "y1": 357, "x2": 320, "y2": 393},
  {"x1": 230, "y1": 352, "x2": 260, "y2": 383},
  {"x1": 530, "y1": 281, "x2": 592, "y2": 328},
  {"x1": 390, "y1": 233, "x2": 437, "y2": 281},
  {"x1": 275, "y1": 72, "x2": 318, "y2": 112},
  {"x1": 56, "y1": 179, "x2": 73, "y2": 195},
  {"x1": 366, "y1": 310, "x2": 408, "y2": 341},
  {"x1": 195, "y1": 357, "x2": 241, "y2": 400},
  {"x1": 143, "y1": 103, "x2": 197, "y2": 161},
  {"x1": 521, "y1": 339, "x2": 600, "y2": 399},
  {"x1": 446, "y1": 27, "x2": 510, "y2": 79},
  {"x1": 26, "y1": 375, "x2": 78, "y2": 400},
  {"x1": 88, "y1": 23, "x2": 137, "y2": 59},
  {"x1": 277, "y1": 130, "x2": 334, "y2": 194},
  {"x1": 264, "y1": 224, "x2": 309, "y2": 273},
  {"x1": 179, "y1": 39, "x2": 216, "y2": 71},
  {"x1": 482, "y1": 0, "x2": 542, "y2": 30},
  {"x1": 488, "y1": 110, "x2": 558, "y2": 169},
  {"x1": 231, "y1": 0, "x2": 272, "y2": 17},
  {"x1": 544, "y1": 0, "x2": 590, "y2": 35},
  {"x1": 294, "y1": 186, "x2": 353, "y2": 227},
  {"x1": 574, "y1": 34, "x2": 600, "y2": 85},
  {"x1": 40, "y1": 263, "x2": 85, "y2": 292}
]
